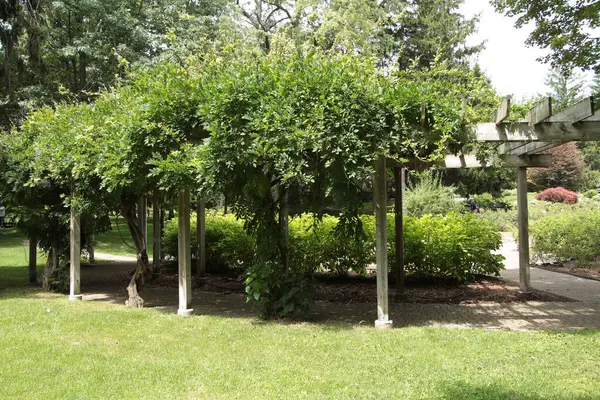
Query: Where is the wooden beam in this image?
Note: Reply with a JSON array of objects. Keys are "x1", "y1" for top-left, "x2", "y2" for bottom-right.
[
  {"x1": 394, "y1": 167, "x2": 405, "y2": 298},
  {"x1": 496, "y1": 97, "x2": 511, "y2": 124},
  {"x1": 196, "y1": 199, "x2": 206, "y2": 278},
  {"x1": 496, "y1": 142, "x2": 530, "y2": 155},
  {"x1": 528, "y1": 97, "x2": 552, "y2": 125},
  {"x1": 548, "y1": 97, "x2": 594, "y2": 123},
  {"x1": 582, "y1": 113, "x2": 600, "y2": 122},
  {"x1": 177, "y1": 190, "x2": 193, "y2": 316},
  {"x1": 445, "y1": 154, "x2": 552, "y2": 168},
  {"x1": 29, "y1": 234, "x2": 37, "y2": 284},
  {"x1": 517, "y1": 167, "x2": 531, "y2": 293},
  {"x1": 374, "y1": 157, "x2": 392, "y2": 329},
  {"x1": 445, "y1": 154, "x2": 486, "y2": 168},
  {"x1": 510, "y1": 142, "x2": 560, "y2": 156},
  {"x1": 69, "y1": 205, "x2": 83, "y2": 301},
  {"x1": 476, "y1": 121, "x2": 600, "y2": 142}
]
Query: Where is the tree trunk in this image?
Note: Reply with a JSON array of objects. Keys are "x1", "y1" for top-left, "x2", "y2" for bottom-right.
[
  {"x1": 121, "y1": 195, "x2": 150, "y2": 308},
  {"x1": 43, "y1": 240, "x2": 60, "y2": 290}
]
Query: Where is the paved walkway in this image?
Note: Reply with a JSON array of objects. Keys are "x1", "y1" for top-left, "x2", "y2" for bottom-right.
[{"x1": 498, "y1": 232, "x2": 600, "y2": 303}]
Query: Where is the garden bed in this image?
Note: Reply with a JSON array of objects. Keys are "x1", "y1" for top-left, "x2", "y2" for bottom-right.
[
  {"x1": 152, "y1": 269, "x2": 571, "y2": 304},
  {"x1": 536, "y1": 262, "x2": 600, "y2": 282}
]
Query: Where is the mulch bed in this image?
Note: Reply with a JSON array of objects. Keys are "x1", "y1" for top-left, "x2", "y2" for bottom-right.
[
  {"x1": 537, "y1": 262, "x2": 600, "y2": 282},
  {"x1": 152, "y1": 271, "x2": 572, "y2": 304}
]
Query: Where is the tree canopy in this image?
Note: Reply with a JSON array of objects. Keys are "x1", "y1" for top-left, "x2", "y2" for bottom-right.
[{"x1": 492, "y1": 0, "x2": 600, "y2": 73}]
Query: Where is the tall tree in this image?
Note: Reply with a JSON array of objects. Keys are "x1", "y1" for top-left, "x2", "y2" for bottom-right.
[
  {"x1": 544, "y1": 68, "x2": 586, "y2": 113},
  {"x1": 492, "y1": 0, "x2": 600, "y2": 73}
]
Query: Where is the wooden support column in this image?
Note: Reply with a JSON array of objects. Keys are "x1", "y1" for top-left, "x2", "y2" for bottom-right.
[
  {"x1": 28, "y1": 234, "x2": 37, "y2": 284},
  {"x1": 374, "y1": 157, "x2": 393, "y2": 329},
  {"x1": 517, "y1": 167, "x2": 531, "y2": 292},
  {"x1": 152, "y1": 194, "x2": 162, "y2": 275},
  {"x1": 196, "y1": 199, "x2": 206, "y2": 278},
  {"x1": 394, "y1": 167, "x2": 405, "y2": 297},
  {"x1": 177, "y1": 190, "x2": 193, "y2": 316},
  {"x1": 138, "y1": 195, "x2": 147, "y2": 245},
  {"x1": 69, "y1": 205, "x2": 83, "y2": 301}
]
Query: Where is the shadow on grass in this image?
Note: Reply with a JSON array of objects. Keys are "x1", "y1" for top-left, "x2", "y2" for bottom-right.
[
  {"x1": 3, "y1": 259, "x2": 600, "y2": 332},
  {"x1": 440, "y1": 381, "x2": 597, "y2": 400}
]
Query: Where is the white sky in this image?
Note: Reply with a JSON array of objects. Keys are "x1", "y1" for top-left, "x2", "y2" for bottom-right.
[{"x1": 460, "y1": 0, "x2": 593, "y2": 100}]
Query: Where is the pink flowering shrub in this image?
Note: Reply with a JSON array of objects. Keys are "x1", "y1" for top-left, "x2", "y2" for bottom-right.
[{"x1": 536, "y1": 187, "x2": 578, "y2": 204}]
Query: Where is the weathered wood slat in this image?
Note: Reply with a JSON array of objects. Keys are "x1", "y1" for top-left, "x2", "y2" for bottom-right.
[
  {"x1": 528, "y1": 97, "x2": 552, "y2": 125},
  {"x1": 548, "y1": 97, "x2": 594, "y2": 123},
  {"x1": 445, "y1": 154, "x2": 553, "y2": 168},
  {"x1": 511, "y1": 142, "x2": 560, "y2": 156},
  {"x1": 476, "y1": 121, "x2": 600, "y2": 142},
  {"x1": 496, "y1": 97, "x2": 511, "y2": 124}
]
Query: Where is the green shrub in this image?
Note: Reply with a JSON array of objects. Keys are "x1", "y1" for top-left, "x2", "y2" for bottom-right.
[
  {"x1": 580, "y1": 168, "x2": 600, "y2": 192},
  {"x1": 165, "y1": 211, "x2": 504, "y2": 288},
  {"x1": 479, "y1": 209, "x2": 518, "y2": 232},
  {"x1": 390, "y1": 212, "x2": 504, "y2": 281},
  {"x1": 244, "y1": 261, "x2": 315, "y2": 319},
  {"x1": 163, "y1": 211, "x2": 255, "y2": 273},
  {"x1": 405, "y1": 171, "x2": 463, "y2": 217},
  {"x1": 531, "y1": 205, "x2": 600, "y2": 265},
  {"x1": 584, "y1": 189, "x2": 598, "y2": 199},
  {"x1": 472, "y1": 192, "x2": 494, "y2": 209}
]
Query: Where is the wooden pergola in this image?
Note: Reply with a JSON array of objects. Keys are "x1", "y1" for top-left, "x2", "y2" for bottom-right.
[{"x1": 62, "y1": 96, "x2": 600, "y2": 328}]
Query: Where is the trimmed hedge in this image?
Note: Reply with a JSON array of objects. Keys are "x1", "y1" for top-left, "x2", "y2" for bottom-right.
[{"x1": 164, "y1": 211, "x2": 504, "y2": 281}]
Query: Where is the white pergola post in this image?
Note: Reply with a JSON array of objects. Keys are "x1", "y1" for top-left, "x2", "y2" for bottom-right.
[
  {"x1": 374, "y1": 157, "x2": 393, "y2": 329},
  {"x1": 152, "y1": 193, "x2": 162, "y2": 274},
  {"x1": 394, "y1": 166, "x2": 405, "y2": 298},
  {"x1": 177, "y1": 190, "x2": 193, "y2": 316},
  {"x1": 516, "y1": 167, "x2": 531, "y2": 292},
  {"x1": 196, "y1": 199, "x2": 206, "y2": 278},
  {"x1": 69, "y1": 205, "x2": 83, "y2": 301}
]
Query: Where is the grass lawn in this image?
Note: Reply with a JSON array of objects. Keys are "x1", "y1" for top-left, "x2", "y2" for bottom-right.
[
  {"x1": 94, "y1": 216, "x2": 154, "y2": 257},
  {"x1": 2, "y1": 227, "x2": 600, "y2": 399}
]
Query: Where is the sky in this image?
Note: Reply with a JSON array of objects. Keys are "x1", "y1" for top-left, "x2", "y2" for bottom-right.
[{"x1": 459, "y1": 0, "x2": 593, "y2": 100}]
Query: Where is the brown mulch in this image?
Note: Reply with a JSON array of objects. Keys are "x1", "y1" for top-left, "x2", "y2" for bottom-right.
[
  {"x1": 537, "y1": 262, "x2": 600, "y2": 282},
  {"x1": 82, "y1": 262, "x2": 573, "y2": 305},
  {"x1": 152, "y1": 272, "x2": 572, "y2": 304}
]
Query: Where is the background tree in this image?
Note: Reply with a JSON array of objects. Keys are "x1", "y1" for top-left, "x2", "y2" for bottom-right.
[
  {"x1": 492, "y1": 0, "x2": 600, "y2": 73},
  {"x1": 544, "y1": 68, "x2": 586, "y2": 113},
  {"x1": 529, "y1": 143, "x2": 586, "y2": 191}
]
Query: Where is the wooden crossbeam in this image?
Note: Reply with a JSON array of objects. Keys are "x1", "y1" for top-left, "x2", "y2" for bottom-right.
[
  {"x1": 582, "y1": 113, "x2": 600, "y2": 122},
  {"x1": 505, "y1": 142, "x2": 561, "y2": 156},
  {"x1": 528, "y1": 97, "x2": 552, "y2": 125},
  {"x1": 476, "y1": 120, "x2": 600, "y2": 142},
  {"x1": 548, "y1": 97, "x2": 594, "y2": 123},
  {"x1": 497, "y1": 141, "x2": 560, "y2": 156},
  {"x1": 496, "y1": 142, "x2": 530, "y2": 155},
  {"x1": 445, "y1": 154, "x2": 553, "y2": 169},
  {"x1": 495, "y1": 97, "x2": 511, "y2": 124}
]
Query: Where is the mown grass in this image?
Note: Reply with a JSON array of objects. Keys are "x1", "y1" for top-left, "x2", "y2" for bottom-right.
[
  {"x1": 2, "y1": 224, "x2": 600, "y2": 399},
  {"x1": 94, "y1": 216, "x2": 154, "y2": 257}
]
